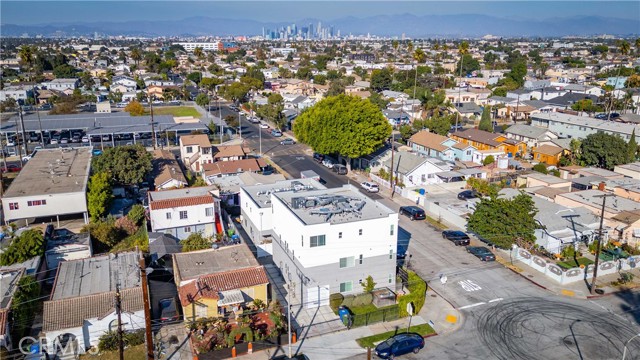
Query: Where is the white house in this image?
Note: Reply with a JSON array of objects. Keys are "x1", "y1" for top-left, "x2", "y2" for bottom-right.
[
  {"x1": 0, "y1": 85, "x2": 33, "y2": 103},
  {"x1": 42, "y1": 252, "x2": 144, "y2": 356},
  {"x1": 148, "y1": 186, "x2": 221, "y2": 240},
  {"x1": 112, "y1": 75, "x2": 137, "y2": 92},
  {"x1": 179, "y1": 134, "x2": 213, "y2": 172},
  {"x1": 262, "y1": 183, "x2": 398, "y2": 308},
  {"x1": 382, "y1": 151, "x2": 455, "y2": 186},
  {"x1": 504, "y1": 124, "x2": 558, "y2": 149},
  {"x1": 44, "y1": 78, "x2": 80, "y2": 91},
  {"x1": 152, "y1": 149, "x2": 188, "y2": 190},
  {"x1": 2, "y1": 148, "x2": 91, "y2": 225}
]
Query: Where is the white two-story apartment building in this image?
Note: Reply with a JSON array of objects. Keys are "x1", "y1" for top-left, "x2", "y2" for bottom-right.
[
  {"x1": 243, "y1": 180, "x2": 398, "y2": 308},
  {"x1": 179, "y1": 134, "x2": 213, "y2": 172},
  {"x1": 148, "y1": 186, "x2": 220, "y2": 240}
]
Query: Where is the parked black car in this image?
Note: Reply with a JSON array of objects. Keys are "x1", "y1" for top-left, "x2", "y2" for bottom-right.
[
  {"x1": 442, "y1": 230, "x2": 471, "y2": 246},
  {"x1": 467, "y1": 246, "x2": 496, "y2": 261},
  {"x1": 399, "y1": 206, "x2": 426, "y2": 221},
  {"x1": 457, "y1": 190, "x2": 479, "y2": 200},
  {"x1": 375, "y1": 332, "x2": 425, "y2": 359},
  {"x1": 313, "y1": 152, "x2": 325, "y2": 163}
]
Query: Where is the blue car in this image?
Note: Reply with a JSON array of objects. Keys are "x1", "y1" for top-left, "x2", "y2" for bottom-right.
[
  {"x1": 375, "y1": 332, "x2": 425, "y2": 359},
  {"x1": 92, "y1": 149, "x2": 103, "y2": 156}
]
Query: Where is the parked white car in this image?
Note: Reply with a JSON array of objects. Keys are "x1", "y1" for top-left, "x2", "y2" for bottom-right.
[
  {"x1": 361, "y1": 182, "x2": 380, "y2": 193},
  {"x1": 322, "y1": 158, "x2": 334, "y2": 169},
  {"x1": 259, "y1": 122, "x2": 269, "y2": 129}
]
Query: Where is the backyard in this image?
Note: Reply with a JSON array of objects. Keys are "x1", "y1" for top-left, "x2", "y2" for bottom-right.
[{"x1": 146, "y1": 106, "x2": 200, "y2": 118}]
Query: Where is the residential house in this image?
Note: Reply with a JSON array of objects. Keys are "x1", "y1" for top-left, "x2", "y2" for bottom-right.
[
  {"x1": 148, "y1": 186, "x2": 221, "y2": 240},
  {"x1": 0, "y1": 85, "x2": 33, "y2": 103},
  {"x1": 179, "y1": 134, "x2": 213, "y2": 172},
  {"x1": 453, "y1": 102, "x2": 483, "y2": 118},
  {"x1": 555, "y1": 189, "x2": 640, "y2": 220},
  {"x1": 0, "y1": 269, "x2": 24, "y2": 351},
  {"x1": 542, "y1": 93, "x2": 600, "y2": 111},
  {"x1": 576, "y1": 167, "x2": 624, "y2": 179},
  {"x1": 213, "y1": 145, "x2": 250, "y2": 162},
  {"x1": 173, "y1": 245, "x2": 269, "y2": 320},
  {"x1": 44, "y1": 230, "x2": 92, "y2": 271},
  {"x1": 266, "y1": 184, "x2": 398, "y2": 308},
  {"x1": 519, "y1": 172, "x2": 572, "y2": 190},
  {"x1": 445, "y1": 89, "x2": 480, "y2": 104},
  {"x1": 611, "y1": 210, "x2": 640, "y2": 247},
  {"x1": 408, "y1": 130, "x2": 456, "y2": 161},
  {"x1": 562, "y1": 84, "x2": 605, "y2": 97},
  {"x1": 532, "y1": 145, "x2": 566, "y2": 166},
  {"x1": 504, "y1": 124, "x2": 558, "y2": 149},
  {"x1": 152, "y1": 149, "x2": 188, "y2": 190},
  {"x1": 450, "y1": 128, "x2": 505, "y2": 151},
  {"x1": 148, "y1": 232, "x2": 182, "y2": 264},
  {"x1": 202, "y1": 158, "x2": 267, "y2": 181},
  {"x1": 531, "y1": 112, "x2": 640, "y2": 142},
  {"x1": 42, "y1": 252, "x2": 144, "y2": 355},
  {"x1": 472, "y1": 149, "x2": 508, "y2": 166},
  {"x1": 614, "y1": 162, "x2": 640, "y2": 180},
  {"x1": 606, "y1": 77, "x2": 628, "y2": 89},
  {"x1": 382, "y1": 109, "x2": 410, "y2": 126},
  {"x1": 605, "y1": 178, "x2": 640, "y2": 202},
  {"x1": 382, "y1": 151, "x2": 456, "y2": 185},
  {"x1": 44, "y1": 78, "x2": 80, "y2": 91}
]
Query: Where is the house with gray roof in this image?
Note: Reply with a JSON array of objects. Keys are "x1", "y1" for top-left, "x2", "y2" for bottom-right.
[
  {"x1": 504, "y1": 124, "x2": 558, "y2": 148},
  {"x1": 382, "y1": 151, "x2": 455, "y2": 186}
]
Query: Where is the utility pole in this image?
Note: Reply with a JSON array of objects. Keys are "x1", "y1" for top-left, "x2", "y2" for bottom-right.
[
  {"x1": 149, "y1": 98, "x2": 157, "y2": 149},
  {"x1": 590, "y1": 194, "x2": 612, "y2": 294},
  {"x1": 33, "y1": 85, "x2": 45, "y2": 148},
  {"x1": 115, "y1": 284, "x2": 125, "y2": 360},
  {"x1": 218, "y1": 96, "x2": 223, "y2": 145},
  {"x1": 390, "y1": 135, "x2": 395, "y2": 197},
  {"x1": 17, "y1": 105, "x2": 28, "y2": 161},
  {"x1": 139, "y1": 258, "x2": 154, "y2": 360}
]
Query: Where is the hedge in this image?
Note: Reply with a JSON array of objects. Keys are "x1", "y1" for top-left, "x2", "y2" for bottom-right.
[
  {"x1": 329, "y1": 293, "x2": 344, "y2": 313},
  {"x1": 398, "y1": 270, "x2": 427, "y2": 317}
]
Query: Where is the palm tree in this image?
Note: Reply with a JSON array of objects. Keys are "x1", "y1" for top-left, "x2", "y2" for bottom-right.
[
  {"x1": 407, "y1": 41, "x2": 414, "y2": 55},
  {"x1": 412, "y1": 49, "x2": 426, "y2": 99},
  {"x1": 130, "y1": 47, "x2": 142, "y2": 67},
  {"x1": 392, "y1": 40, "x2": 399, "y2": 61},
  {"x1": 18, "y1": 45, "x2": 35, "y2": 80},
  {"x1": 456, "y1": 41, "x2": 469, "y2": 128},
  {"x1": 608, "y1": 40, "x2": 631, "y2": 120},
  {"x1": 194, "y1": 47, "x2": 204, "y2": 60}
]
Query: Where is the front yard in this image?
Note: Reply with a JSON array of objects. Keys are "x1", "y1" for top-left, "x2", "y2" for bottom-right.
[
  {"x1": 556, "y1": 257, "x2": 594, "y2": 270},
  {"x1": 147, "y1": 106, "x2": 200, "y2": 118}
]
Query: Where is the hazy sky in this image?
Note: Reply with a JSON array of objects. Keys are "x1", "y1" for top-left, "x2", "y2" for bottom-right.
[{"x1": 3, "y1": 1, "x2": 639, "y2": 24}]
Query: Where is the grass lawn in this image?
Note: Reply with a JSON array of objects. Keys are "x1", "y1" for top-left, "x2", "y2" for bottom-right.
[
  {"x1": 356, "y1": 323, "x2": 436, "y2": 349},
  {"x1": 145, "y1": 106, "x2": 200, "y2": 118},
  {"x1": 425, "y1": 216, "x2": 447, "y2": 230},
  {"x1": 556, "y1": 257, "x2": 594, "y2": 270},
  {"x1": 80, "y1": 344, "x2": 146, "y2": 360}
]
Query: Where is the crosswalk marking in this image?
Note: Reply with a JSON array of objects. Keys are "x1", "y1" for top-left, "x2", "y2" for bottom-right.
[{"x1": 458, "y1": 279, "x2": 482, "y2": 292}]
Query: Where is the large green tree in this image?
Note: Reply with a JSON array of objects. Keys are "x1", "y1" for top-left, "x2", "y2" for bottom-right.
[
  {"x1": 370, "y1": 68, "x2": 393, "y2": 92},
  {"x1": 468, "y1": 192, "x2": 538, "y2": 249},
  {"x1": 478, "y1": 105, "x2": 493, "y2": 132},
  {"x1": 456, "y1": 54, "x2": 480, "y2": 76},
  {"x1": 92, "y1": 144, "x2": 153, "y2": 185},
  {"x1": 580, "y1": 133, "x2": 630, "y2": 170},
  {"x1": 181, "y1": 232, "x2": 212, "y2": 252},
  {"x1": 11, "y1": 275, "x2": 40, "y2": 338},
  {"x1": 293, "y1": 95, "x2": 391, "y2": 166},
  {"x1": 87, "y1": 172, "x2": 113, "y2": 222},
  {"x1": 0, "y1": 229, "x2": 44, "y2": 265},
  {"x1": 629, "y1": 129, "x2": 638, "y2": 162}
]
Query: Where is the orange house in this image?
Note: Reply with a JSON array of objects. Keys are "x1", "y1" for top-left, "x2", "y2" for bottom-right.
[
  {"x1": 495, "y1": 135, "x2": 527, "y2": 157},
  {"x1": 450, "y1": 128, "x2": 527, "y2": 157},
  {"x1": 532, "y1": 145, "x2": 565, "y2": 166}
]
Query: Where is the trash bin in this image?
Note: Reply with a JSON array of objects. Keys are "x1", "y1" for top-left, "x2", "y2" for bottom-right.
[{"x1": 338, "y1": 306, "x2": 350, "y2": 323}]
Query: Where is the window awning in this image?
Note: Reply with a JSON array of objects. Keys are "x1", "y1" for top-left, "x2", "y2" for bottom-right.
[{"x1": 218, "y1": 289, "x2": 245, "y2": 306}]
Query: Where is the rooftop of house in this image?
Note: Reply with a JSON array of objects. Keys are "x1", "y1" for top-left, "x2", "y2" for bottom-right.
[
  {"x1": 208, "y1": 172, "x2": 286, "y2": 194},
  {"x1": 148, "y1": 186, "x2": 218, "y2": 210},
  {"x1": 534, "y1": 144, "x2": 564, "y2": 156},
  {"x1": 273, "y1": 184, "x2": 396, "y2": 226},
  {"x1": 179, "y1": 134, "x2": 211, "y2": 148},
  {"x1": 203, "y1": 158, "x2": 267, "y2": 177},
  {"x1": 177, "y1": 265, "x2": 269, "y2": 306},
  {"x1": 408, "y1": 130, "x2": 449, "y2": 152},
  {"x1": 153, "y1": 149, "x2": 188, "y2": 188},
  {"x1": 51, "y1": 251, "x2": 141, "y2": 301},
  {"x1": 0, "y1": 269, "x2": 23, "y2": 309},
  {"x1": 242, "y1": 178, "x2": 327, "y2": 209},
  {"x1": 505, "y1": 124, "x2": 551, "y2": 139},
  {"x1": 615, "y1": 162, "x2": 640, "y2": 173},
  {"x1": 612, "y1": 209, "x2": 640, "y2": 224},
  {"x1": 558, "y1": 189, "x2": 640, "y2": 214},
  {"x1": 3, "y1": 148, "x2": 91, "y2": 198},
  {"x1": 173, "y1": 244, "x2": 258, "y2": 282},
  {"x1": 451, "y1": 128, "x2": 502, "y2": 147},
  {"x1": 213, "y1": 145, "x2": 250, "y2": 159},
  {"x1": 383, "y1": 151, "x2": 451, "y2": 174},
  {"x1": 525, "y1": 172, "x2": 571, "y2": 185},
  {"x1": 578, "y1": 167, "x2": 622, "y2": 178},
  {"x1": 531, "y1": 112, "x2": 640, "y2": 135},
  {"x1": 543, "y1": 93, "x2": 599, "y2": 106}
]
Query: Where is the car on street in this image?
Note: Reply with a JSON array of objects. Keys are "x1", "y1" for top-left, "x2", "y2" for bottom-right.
[
  {"x1": 374, "y1": 332, "x2": 425, "y2": 359},
  {"x1": 457, "y1": 190, "x2": 479, "y2": 200},
  {"x1": 361, "y1": 182, "x2": 379, "y2": 193},
  {"x1": 271, "y1": 129, "x2": 283, "y2": 137},
  {"x1": 249, "y1": 117, "x2": 261, "y2": 124},
  {"x1": 50, "y1": 138, "x2": 59, "y2": 145},
  {"x1": 1, "y1": 164, "x2": 21, "y2": 172},
  {"x1": 322, "y1": 158, "x2": 335, "y2": 169},
  {"x1": 442, "y1": 230, "x2": 471, "y2": 246},
  {"x1": 333, "y1": 164, "x2": 348, "y2": 175},
  {"x1": 467, "y1": 246, "x2": 496, "y2": 261},
  {"x1": 272, "y1": 355, "x2": 310, "y2": 360},
  {"x1": 313, "y1": 153, "x2": 325, "y2": 163},
  {"x1": 259, "y1": 122, "x2": 269, "y2": 129},
  {"x1": 399, "y1": 206, "x2": 426, "y2": 221},
  {"x1": 280, "y1": 138, "x2": 295, "y2": 145},
  {"x1": 81, "y1": 136, "x2": 89, "y2": 143}
]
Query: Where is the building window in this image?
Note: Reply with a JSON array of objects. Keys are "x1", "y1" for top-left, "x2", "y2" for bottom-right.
[
  {"x1": 359, "y1": 254, "x2": 363, "y2": 265},
  {"x1": 421, "y1": 174, "x2": 426, "y2": 182},
  {"x1": 301, "y1": 235, "x2": 304, "y2": 247},
  {"x1": 205, "y1": 207, "x2": 213, "y2": 217},
  {"x1": 338, "y1": 232, "x2": 342, "y2": 239},
  {"x1": 166, "y1": 212, "x2": 171, "y2": 220},
  {"x1": 389, "y1": 274, "x2": 393, "y2": 283},
  {"x1": 184, "y1": 226, "x2": 191, "y2": 233},
  {"x1": 339, "y1": 281, "x2": 353, "y2": 293},
  {"x1": 389, "y1": 250, "x2": 393, "y2": 259},
  {"x1": 180, "y1": 210, "x2": 188, "y2": 219},
  {"x1": 390, "y1": 225, "x2": 394, "y2": 236},
  {"x1": 339, "y1": 257, "x2": 355, "y2": 268},
  {"x1": 9, "y1": 203, "x2": 18, "y2": 210},
  {"x1": 359, "y1": 229, "x2": 363, "y2": 236},
  {"x1": 310, "y1": 235, "x2": 326, "y2": 247},
  {"x1": 186, "y1": 146, "x2": 193, "y2": 153}
]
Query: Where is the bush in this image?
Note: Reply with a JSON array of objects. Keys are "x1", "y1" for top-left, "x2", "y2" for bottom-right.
[
  {"x1": 225, "y1": 326, "x2": 253, "y2": 348},
  {"x1": 398, "y1": 270, "x2": 427, "y2": 317},
  {"x1": 127, "y1": 204, "x2": 146, "y2": 225},
  {"x1": 98, "y1": 330, "x2": 145, "y2": 351},
  {"x1": 329, "y1": 293, "x2": 344, "y2": 312},
  {"x1": 532, "y1": 163, "x2": 548, "y2": 174},
  {"x1": 115, "y1": 216, "x2": 138, "y2": 235},
  {"x1": 352, "y1": 293, "x2": 373, "y2": 307},
  {"x1": 341, "y1": 294, "x2": 355, "y2": 308}
]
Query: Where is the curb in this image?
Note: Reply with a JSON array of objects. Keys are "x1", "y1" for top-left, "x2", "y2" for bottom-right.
[
  {"x1": 506, "y1": 266, "x2": 548, "y2": 291},
  {"x1": 425, "y1": 286, "x2": 464, "y2": 335},
  {"x1": 263, "y1": 156, "x2": 292, "y2": 179}
]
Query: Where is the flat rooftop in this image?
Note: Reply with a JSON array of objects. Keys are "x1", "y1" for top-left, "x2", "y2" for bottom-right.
[
  {"x1": 0, "y1": 269, "x2": 23, "y2": 309},
  {"x1": 51, "y1": 251, "x2": 141, "y2": 301},
  {"x1": 558, "y1": 189, "x2": 640, "y2": 214},
  {"x1": 3, "y1": 148, "x2": 91, "y2": 198},
  {"x1": 148, "y1": 185, "x2": 218, "y2": 201},
  {"x1": 525, "y1": 172, "x2": 570, "y2": 185},
  {"x1": 242, "y1": 178, "x2": 327, "y2": 209},
  {"x1": 274, "y1": 184, "x2": 396, "y2": 225},
  {"x1": 173, "y1": 244, "x2": 258, "y2": 281}
]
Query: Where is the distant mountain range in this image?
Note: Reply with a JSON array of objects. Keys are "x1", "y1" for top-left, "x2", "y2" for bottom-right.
[{"x1": 2, "y1": 14, "x2": 638, "y2": 38}]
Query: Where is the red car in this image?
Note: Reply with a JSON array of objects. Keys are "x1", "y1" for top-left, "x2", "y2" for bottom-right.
[{"x1": 1, "y1": 164, "x2": 21, "y2": 173}]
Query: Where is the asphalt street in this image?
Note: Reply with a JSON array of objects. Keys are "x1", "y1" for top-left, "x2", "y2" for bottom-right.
[{"x1": 212, "y1": 104, "x2": 640, "y2": 360}]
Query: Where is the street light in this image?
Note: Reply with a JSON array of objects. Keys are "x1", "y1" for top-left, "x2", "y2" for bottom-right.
[{"x1": 622, "y1": 333, "x2": 640, "y2": 360}]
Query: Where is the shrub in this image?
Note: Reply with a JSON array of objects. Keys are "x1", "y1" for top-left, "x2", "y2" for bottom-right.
[
  {"x1": 532, "y1": 163, "x2": 548, "y2": 174},
  {"x1": 341, "y1": 294, "x2": 355, "y2": 308},
  {"x1": 225, "y1": 326, "x2": 253, "y2": 348},
  {"x1": 361, "y1": 275, "x2": 377, "y2": 292},
  {"x1": 329, "y1": 293, "x2": 344, "y2": 312},
  {"x1": 127, "y1": 204, "x2": 146, "y2": 225},
  {"x1": 115, "y1": 216, "x2": 138, "y2": 236},
  {"x1": 98, "y1": 330, "x2": 145, "y2": 351},
  {"x1": 398, "y1": 270, "x2": 427, "y2": 317},
  {"x1": 352, "y1": 292, "x2": 373, "y2": 307}
]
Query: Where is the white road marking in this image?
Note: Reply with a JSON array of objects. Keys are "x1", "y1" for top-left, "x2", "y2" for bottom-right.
[
  {"x1": 489, "y1": 298, "x2": 504, "y2": 303},
  {"x1": 458, "y1": 279, "x2": 482, "y2": 292},
  {"x1": 458, "y1": 302, "x2": 486, "y2": 310}
]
